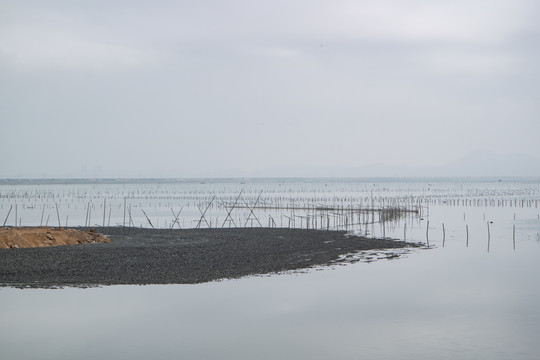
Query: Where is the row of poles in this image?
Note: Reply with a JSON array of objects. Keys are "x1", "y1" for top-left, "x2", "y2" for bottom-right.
[
  {"x1": 426, "y1": 220, "x2": 522, "y2": 251},
  {"x1": 2, "y1": 194, "x2": 536, "y2": 252},
  {"x1": 2, "y1": 191, "x2": 417, "y2": 232}
]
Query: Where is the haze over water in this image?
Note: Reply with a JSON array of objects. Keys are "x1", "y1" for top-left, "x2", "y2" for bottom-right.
[{"x1": 1, "y1": 177, "x2": 539, "y2": 359}]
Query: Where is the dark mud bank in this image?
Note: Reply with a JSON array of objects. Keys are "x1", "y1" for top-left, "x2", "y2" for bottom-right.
[{"x1": 0, "y1": 227, "x2": 423, "y2": 288}]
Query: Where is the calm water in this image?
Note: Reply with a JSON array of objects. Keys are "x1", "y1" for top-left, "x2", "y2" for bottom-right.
[{"x1": 1, "y1": 177, "x2": 539, "y2": 359}]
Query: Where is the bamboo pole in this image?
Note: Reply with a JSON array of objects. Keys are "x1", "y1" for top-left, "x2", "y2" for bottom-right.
[
  {"x1": 141, "y1": 209, "x2": 154, "y2": 229},
  {"x1": 2, "y1": 205, "x2": 12, "y2": 226},
  {"x1": 487, "y1": 221, "x2": 491, "y2": 252},
  {"x1": 40, "y1": 205, "x2": 45, "y2": 226},
  {"x1": 103, "y1": 198, "x2": 106, "y2": 227},
  {"x1": 55, "y1": 203, "x2": 61, "y2": 227}
]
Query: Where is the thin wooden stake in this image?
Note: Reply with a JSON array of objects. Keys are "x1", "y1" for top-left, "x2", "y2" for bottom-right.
[
  {"x1": 170, "y1": 207, "x2": 183, "y2": 229},
  {"x1": 141, "y1": 209, "x2": 154, "y2": 229},
  {"x1": 55, "y1": 203, "x2": 61, "y2": 227},
  {"x1": 40, "y1": 205, "x2": 45, "y2": 226},
  {"x1": 85, "y1": 202, "x2": 90, "y2": 227},
  {"x1": 128, "y1": 206, "x2": 134, "y2": 227},
  {"x1": 487, "y1": 221, "x2": 491, "y2": 252},
  {"x1": 222, "y1": 190, "x2": 243, "y2": 228},
  {"x1": 103, "y1": 198, "x2": 106, "y2": 227},
  {"x1": 2, "y1": 205, "x2": 12, "y2": 226},
  {"x1": 466, "y1": 224, "x2": 469, "y2": 247},
  {"x1": 196, "y1": 196, "x2": 215, "y2": 229}
]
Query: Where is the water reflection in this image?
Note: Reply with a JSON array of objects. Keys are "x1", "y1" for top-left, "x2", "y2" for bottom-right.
[
  {"x1": 1, "y1": 178, "x2": 539, "y2": 359},
  {"x1": 1, "y1": 240, "x2": 539, "y2": 360}
]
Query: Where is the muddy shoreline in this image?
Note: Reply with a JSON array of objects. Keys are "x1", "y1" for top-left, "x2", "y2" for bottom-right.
[{"x1": 0, "y1": 227, "x2": 423, "y2": 288}]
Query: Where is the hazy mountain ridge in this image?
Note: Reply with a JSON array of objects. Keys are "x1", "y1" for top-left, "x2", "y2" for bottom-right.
[
  {"x1": 253, "y1": 151, "x2": 540, "y2": 178},
  {"x1": 1, "y1": 151, "x2": 539, "y2": 180}
]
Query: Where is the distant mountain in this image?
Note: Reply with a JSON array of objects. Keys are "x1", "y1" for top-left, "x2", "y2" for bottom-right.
[
  {"x1": 360, "y1": 151, "x2": 540, "y2": 177},
  {"x1": 439, "y1": 151, "x2": 540, "y2": 177},
  {"x1": 252, "y1": 151, "x2": 540, "y2": 178},
  {"x1": 2, "y1": 151, "x2": 538, "y2": 180}
]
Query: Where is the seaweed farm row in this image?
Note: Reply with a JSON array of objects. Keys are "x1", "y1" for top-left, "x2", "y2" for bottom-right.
[{"x1": 1, "y1": 178, "x2": 539, "y2": 251}]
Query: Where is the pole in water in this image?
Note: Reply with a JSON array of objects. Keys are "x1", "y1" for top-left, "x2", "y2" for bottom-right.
[
  {"x1": 141, "y1": 209, "x2": 154, "y2": 229},
  {"x1": 88, "y1": 203, "x2": 92, "y2": 227},
  {"x1": 103, "y1": 198, "x2": 106, "y2": 227},
  {"x1": 2, "y1": 205, "x2": 12, "y2": 227},
  {"x1": 55, "y1": 203, "x2": 61, "y2": 227},
  {"x1": 466, "y1": 224, "x2": 469, "y2": 247},
  {"x1": 487, "y1": 221, "x2": 491, "y2": 253}
]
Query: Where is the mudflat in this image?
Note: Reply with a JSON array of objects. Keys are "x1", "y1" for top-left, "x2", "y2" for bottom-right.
[{"x1": 0, "y1": 227, "x2": 422, "y2": 288}]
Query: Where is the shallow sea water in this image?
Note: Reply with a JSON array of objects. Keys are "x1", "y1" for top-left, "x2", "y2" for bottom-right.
[{"x1": 1, "y1": 178, "x2": 539, "y2": 359}]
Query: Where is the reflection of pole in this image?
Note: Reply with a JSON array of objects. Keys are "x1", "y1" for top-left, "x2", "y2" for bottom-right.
[
  {"x1": 426, "y1": 221, "x2": 430, "y2": 246},
  {"x1": 442, "y1": 223, "x2": 446, "y2": 247},
  {"x1": 513, "y1": 224, "x2": 516, "y2": 250},
  {"x1": 466, "y1": 224, "x2": 469, "y2": 247}
]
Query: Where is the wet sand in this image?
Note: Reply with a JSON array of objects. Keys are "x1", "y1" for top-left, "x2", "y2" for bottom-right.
[{"x1": 0, "y1": 227, "x2": 422, "y2": 288}]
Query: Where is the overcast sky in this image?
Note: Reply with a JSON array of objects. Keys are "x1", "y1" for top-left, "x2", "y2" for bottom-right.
[{"x1": 1, "y1": 0, "x2": 539, "y2": 178}]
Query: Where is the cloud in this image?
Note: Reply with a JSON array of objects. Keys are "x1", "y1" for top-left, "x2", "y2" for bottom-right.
[{"x1": 1, "y1": 0, "x2": 539, "y2": 178}]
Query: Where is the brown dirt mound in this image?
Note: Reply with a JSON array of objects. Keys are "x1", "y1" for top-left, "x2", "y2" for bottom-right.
[{"x1": 0, "y1": 227, "x2": 110, "y2": 249}]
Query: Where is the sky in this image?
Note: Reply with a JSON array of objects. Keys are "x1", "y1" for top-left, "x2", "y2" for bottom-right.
[{"x1": 1, "y1": 0, "x2": 539, "y2": 178}]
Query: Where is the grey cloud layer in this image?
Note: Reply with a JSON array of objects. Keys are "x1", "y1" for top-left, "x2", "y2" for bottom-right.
[{"x1": 1, "y1": 1, "x2": 539, "y2": 177}]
